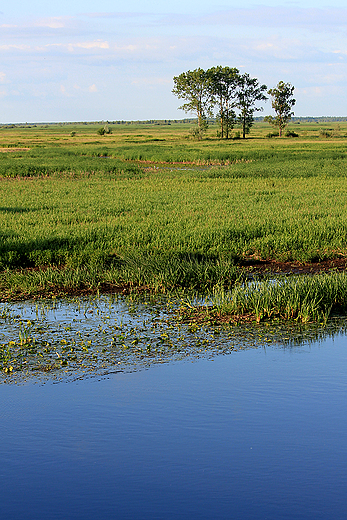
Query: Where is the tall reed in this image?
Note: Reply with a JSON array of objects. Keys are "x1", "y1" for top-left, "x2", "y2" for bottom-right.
[{"x1": 213, "y1": 272, "x2": 347, "y2": 323}]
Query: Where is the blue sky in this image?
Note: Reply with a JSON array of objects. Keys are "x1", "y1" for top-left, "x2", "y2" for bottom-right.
[{"x1": 1, "y1": 1, "x2": 347, "y2": 122}]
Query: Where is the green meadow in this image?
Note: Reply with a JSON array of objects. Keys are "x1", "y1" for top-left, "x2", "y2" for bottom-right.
[{"x1": 1, "y1": 119, "x2": 347, "y2": 322}]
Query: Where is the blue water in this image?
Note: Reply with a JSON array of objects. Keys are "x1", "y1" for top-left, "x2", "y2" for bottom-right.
[{"x1": 1, "y1": 333, "x2": 347, "y2": 519}]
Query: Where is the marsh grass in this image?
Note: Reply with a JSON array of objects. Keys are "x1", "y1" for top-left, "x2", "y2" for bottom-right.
[
  {"x1": 212, "y1": 272, "x2": 347, "y2": 323},
  {"x1": 0, "y1": 255, "x2": 241, "y2": 300},
  {"x1": 0, "y1": 147, "x2": 142, "y2": 178},
  {"x1": 1, "y1": 171, "x2": 346, "y2": 275},
  {"x1": 0, "y1": 122, "x2": 347, "y2": 297}
]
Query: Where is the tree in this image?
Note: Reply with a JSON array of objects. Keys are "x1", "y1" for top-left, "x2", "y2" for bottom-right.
[
  {"x1": 236, "y1": 73, "x2": 267, "y2": 139},
  {"x1": 208, "y1": 66, "x2": 240, "y2": 139},
  {"x1": 97, "y1": 123, "x2": 112, "y2": 136},
  {"x1": 172, "y1": 68, "x2": 213, "y2": 139},
  {"x1": 264, "y1": 81, "x2": 296, "y2": 137}
]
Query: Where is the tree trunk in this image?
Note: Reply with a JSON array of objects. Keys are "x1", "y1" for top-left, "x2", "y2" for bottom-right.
[{"x1": 197, "y1": 112, "x2": 203, "y2": 140}]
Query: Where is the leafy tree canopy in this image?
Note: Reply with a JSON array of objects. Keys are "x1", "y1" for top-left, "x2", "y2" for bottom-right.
[
  {"x1": 208, "y1": 66, "x2": 240, "y2": 139},
  {"x1": 236, "y1": 73, "x2": 268, "y2": 139},
  {"x1": 172, "y1": 68, "x2": 213, "y2": 139},
  {"x1": 172, "y1": 67, "x2": 271, "y2": 139},
  {"x1": 264, "y1": 81, "x2": 296, "y2": 137}
]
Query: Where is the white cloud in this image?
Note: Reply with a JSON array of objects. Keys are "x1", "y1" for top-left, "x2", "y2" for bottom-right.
[
  {"x1": 44, "y1": 40, "x2": 110, "y2": 53},
  {"x1": 88, "y1": 84, "x2": 97, "y2": 92},
  {"x1": 35, "y1": 17, "x2": 69, "y2": 29},
  {"x1": 114, "y1": 44, "x2": 139, "y2": 52},
  {"x1": 0, "y1": 44, "x2": 30, "y2": 51},
  {"x1": 73, "y1": 40, "x2": 109, "y2": 49}
]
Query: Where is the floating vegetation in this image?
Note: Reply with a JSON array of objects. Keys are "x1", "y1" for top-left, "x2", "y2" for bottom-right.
[{"x1": 1, "y1": 294, "x2": 347, "y2": 384}]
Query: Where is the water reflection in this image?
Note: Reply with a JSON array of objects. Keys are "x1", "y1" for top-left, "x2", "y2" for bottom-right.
[
  {"x1": 1, "y1": 298, "x2": 347, "y2": 519},
  {"x1": 0, "y1": 295, "x2": 346, "y2": 384}
]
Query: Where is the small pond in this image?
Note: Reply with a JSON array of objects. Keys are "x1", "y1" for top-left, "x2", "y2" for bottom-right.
[{"x1": 1, "y1": 296, "x2": 347, "y2": 519}]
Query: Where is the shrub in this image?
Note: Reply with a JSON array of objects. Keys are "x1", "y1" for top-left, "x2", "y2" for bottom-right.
[
  {"x1": 97, "y1": 124, "x2": 112, "y2": 136},
  {"x1": 319, "y1": 129, "x2": 331, "y2": 138}
]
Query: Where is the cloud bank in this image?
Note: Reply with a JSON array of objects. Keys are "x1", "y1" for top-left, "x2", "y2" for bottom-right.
[{"x1": 0, "y1": 6, "x2": 347, "y2": 121}]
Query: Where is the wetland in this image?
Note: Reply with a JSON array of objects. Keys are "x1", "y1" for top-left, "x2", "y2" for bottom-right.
[{"x1": 2, "y1": 120, "x2": 347, "y2": 518}]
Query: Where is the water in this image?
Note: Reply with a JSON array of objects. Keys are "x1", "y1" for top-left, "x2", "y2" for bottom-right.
[{"x1": 0, "y1": 299, "x2": 347, "y2": 519}]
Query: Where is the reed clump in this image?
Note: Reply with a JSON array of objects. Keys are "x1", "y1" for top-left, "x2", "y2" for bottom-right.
[{"x1": 213, "y1": 272, "x2": 347, "y2": 323}]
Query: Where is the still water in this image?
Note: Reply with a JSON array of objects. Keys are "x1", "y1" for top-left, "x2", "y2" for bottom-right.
[{"x1": 0, "y1": 298, "x2": 347, "y2": 519}]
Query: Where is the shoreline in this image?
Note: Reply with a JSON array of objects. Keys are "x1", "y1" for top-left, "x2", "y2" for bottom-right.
[{"x1": 0, "y1": 258, "x2": 347, "y2": 302}]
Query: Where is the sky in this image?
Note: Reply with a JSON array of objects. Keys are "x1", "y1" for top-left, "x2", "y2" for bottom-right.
[{"x1": 1, "y1": 1, "x2": 347, "y2": 122}]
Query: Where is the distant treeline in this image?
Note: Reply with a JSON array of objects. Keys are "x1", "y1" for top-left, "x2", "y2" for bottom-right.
[
  {"x1": 2, "y1": 117, "x2": 347, "y2": 130},
  {"x1": 0, "y1": 119, "x2": 197, "y2": 129},
  {"x1": 256, "y1": 116, "x2": 347, "y2": 123}
]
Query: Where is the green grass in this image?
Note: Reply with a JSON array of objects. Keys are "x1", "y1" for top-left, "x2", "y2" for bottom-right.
[
  {"x1": 211, "y1": 272, "x2": 347, "y2": 323},
  {"x1": 0, "y1": 121, "x2": 347, "y2": 301},
  {"x1": 0, "y1": 147, "x2": 142, "y2": 178}
]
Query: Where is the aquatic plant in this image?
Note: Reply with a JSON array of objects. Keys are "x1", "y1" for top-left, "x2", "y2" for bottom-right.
[{"x1": 1, "y1": 295, "x2": 346, "y2": 383}]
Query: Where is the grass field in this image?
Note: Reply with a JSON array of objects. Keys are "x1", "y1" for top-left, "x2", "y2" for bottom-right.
[{"x1": 0, "y1": 119, "x2": 347, "y2": 319}]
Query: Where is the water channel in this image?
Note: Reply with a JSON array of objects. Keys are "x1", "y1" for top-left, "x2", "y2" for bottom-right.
[{"x1": 1, "y1": 296, "x2": 347, "y2": 519}]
